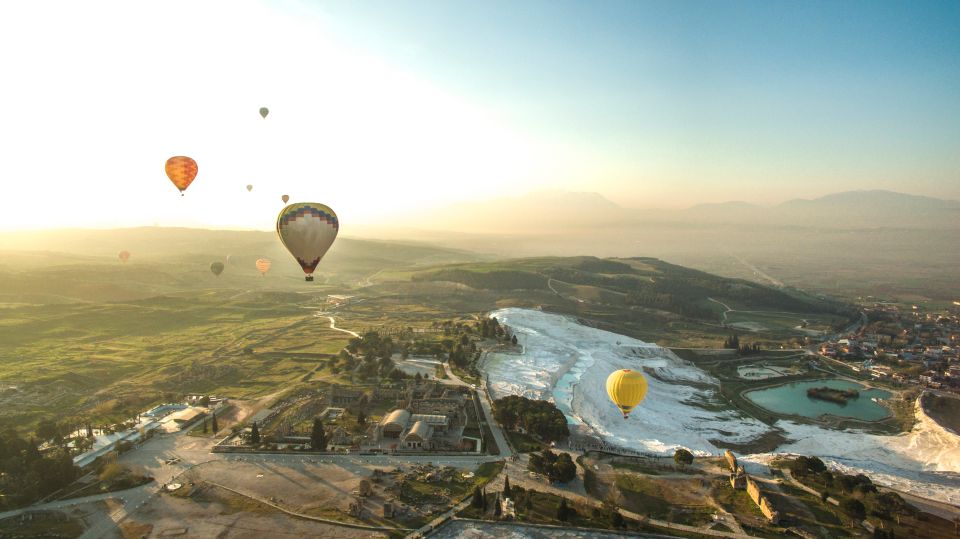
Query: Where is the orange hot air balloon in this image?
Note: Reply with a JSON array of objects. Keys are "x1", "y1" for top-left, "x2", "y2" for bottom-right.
[
  {"x1": 118, "y1": 250, "x2": 130, "y2": 263},
  {"x1": 255, "y1": 258, "x2": 271, "y2": 276},
  {"x1": 165, "y1": 156, "x2": 198, "y2": 195}
]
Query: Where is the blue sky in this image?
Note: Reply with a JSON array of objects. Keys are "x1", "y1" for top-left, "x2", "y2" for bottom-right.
[{"x1": 310, "y1": 0, "x2": 960, "y2": 204}]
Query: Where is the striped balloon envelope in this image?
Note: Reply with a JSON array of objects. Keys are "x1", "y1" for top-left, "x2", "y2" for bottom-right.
[
  {"x1": 255, "y1": 258, "x2": 271, "y2": 276},
  {"x1": 276, "y1": 203, "x2": 338, "y2": 282}
]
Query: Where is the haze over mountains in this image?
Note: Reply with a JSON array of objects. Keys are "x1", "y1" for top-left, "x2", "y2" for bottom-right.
[
  {"x1": 405, "y1": 189, "x2": 960, "y2": 234},
  {"x1": 2, "y1": 190, "x2": 956, "y2": 304}
]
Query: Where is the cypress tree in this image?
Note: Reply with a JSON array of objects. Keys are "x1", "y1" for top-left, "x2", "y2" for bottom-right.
[{"x1": 311, "y1": 418, "x2": 327, "y2": 451}]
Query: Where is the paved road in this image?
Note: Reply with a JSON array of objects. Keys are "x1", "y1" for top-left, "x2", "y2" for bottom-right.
[{"x1": 443, "y1": 358, "x2": 513, "y2": 459}]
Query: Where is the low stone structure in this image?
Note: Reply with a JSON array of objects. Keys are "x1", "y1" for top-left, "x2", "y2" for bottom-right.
[
  {"x1": 746, "y1": 475, "x2": 780, "y2": 524},
  {"x1": 724, "y1": 449, "x2": 738, "y2": 472}
]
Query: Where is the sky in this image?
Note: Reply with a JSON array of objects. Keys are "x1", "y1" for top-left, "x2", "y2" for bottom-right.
[{"x1": 0, "y1": 0, "x2": 957, "y2": 230}]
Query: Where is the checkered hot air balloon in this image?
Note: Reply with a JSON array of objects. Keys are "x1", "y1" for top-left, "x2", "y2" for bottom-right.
[
  {"x1": 276, "y1": 203, "x2": 339, "y2": 282},
  {"x1": 165, "y1": 156, "x2": 198, "y2": 195}
]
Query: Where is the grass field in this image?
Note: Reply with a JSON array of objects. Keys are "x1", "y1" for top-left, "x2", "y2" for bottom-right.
[{"x1": 0, "y1": 229, "x2": 861, "y2": 440}]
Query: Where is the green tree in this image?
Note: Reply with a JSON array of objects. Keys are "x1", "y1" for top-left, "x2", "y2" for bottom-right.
[
  {"x1": 841, "y1": 498, "x2": 866, "y2": 524},
  {"x1": 211, "y1": 413, "x2": 219, "y2": 433},
  {"x1": 202, "y1": 419, "x2": 208, "y2": 434},
  {"x1": 611, "y1": 509, "x2": 625, "y2": 528},
  {"x1": 552, "y1": 453, "x2": 577, "y2": 483},
  {"x1": 472, "y1": 486, "x2": 484, "y2": 509},
  {"x1": 357, "y1": 410, "x2": 367, "y2": 426},
  {"x1": 503, "y1": 476, "x2": 511, "y2": 498},
  {"x1": 494, "y1": 494, "x2": 502, "y2": 517},
  {"x1": 250, "y1": 422, "x2": 260, "y2": 444},
  {"x1": 557, "y1": 497, "x2": 570, "y2": 521},
  {"x1": 311, "y1": 418, "x2": 327, "y2": 451},
  {"x1": 674, "y1": 448, "x2": 694, "y2": 467}
]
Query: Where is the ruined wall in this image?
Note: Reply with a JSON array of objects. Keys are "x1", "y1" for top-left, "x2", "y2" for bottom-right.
[{"x1": 724, "y1": 449, "x2": 738, "y2": 472}]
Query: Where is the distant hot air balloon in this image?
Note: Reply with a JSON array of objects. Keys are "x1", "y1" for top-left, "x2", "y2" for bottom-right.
[
  {"x1": 165, "y1": 156, "x2": 198, "y2": 195},
  {"x1": 606, "y1": 369, "x2": 648, "y2": 419},
  {"x1": 225, "y1": 254, "x2": 232, "y2": 264},
  {"x1": 255, "y1": 258, "x2": 271, "y2": 276},
  {"x1": 281, "y1": 194, "x2": 290, "y2": 204},
  {"x1": 259, "y1": 107, "x2": 269, "y2": 119},
  {"x1": 118, "y1": 250, "x2": 130, "y2": 263},
  {"x1": 276, "y1": 203, "x2": 339, "y2": 282},
  {"x1": 210, "y1": 262, "x2": 224, "y2": 276}
]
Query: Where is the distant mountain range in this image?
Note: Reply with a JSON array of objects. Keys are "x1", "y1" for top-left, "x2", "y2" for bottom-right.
[{"x1": 412, "y1": 189, "x2": 960, "y2": 233}]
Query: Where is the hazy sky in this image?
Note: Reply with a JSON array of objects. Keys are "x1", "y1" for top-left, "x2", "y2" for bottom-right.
[{"x1": 0, "y1": 0, "x2": 957, "y2": 230}]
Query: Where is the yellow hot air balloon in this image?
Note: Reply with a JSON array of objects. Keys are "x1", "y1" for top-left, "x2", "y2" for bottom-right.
[
  {"x1": 165, "y1": 156, "x2": 198, "y2": 195},
  {"x1": 606, "y1": 369, "x2": 648, "y2": 419},
  {"x1": 255, "y1": 258, "x2": 271, "y2": 276}
]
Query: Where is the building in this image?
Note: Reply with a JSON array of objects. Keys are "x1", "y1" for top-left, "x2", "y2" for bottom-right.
[
  {"x1": 375, "y1": 403, "x2": 465, "y2": 451},
  {"x1": 402, "y1": 420, "x2": 433, "y2": 449},
  {"x1": 161, "y1": 407, "x2": 206, "y2": 432},
  {"x1": 380, "y1": 409, "x2": 411, "y2": 439},
  {"x1": 410, "y1": 413, "x2": 449, "y2": 434}
]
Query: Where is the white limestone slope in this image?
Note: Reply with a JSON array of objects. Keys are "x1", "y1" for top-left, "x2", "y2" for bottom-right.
[{"x1": 483, "y1": 308, "x2": 960, "y2": 505}]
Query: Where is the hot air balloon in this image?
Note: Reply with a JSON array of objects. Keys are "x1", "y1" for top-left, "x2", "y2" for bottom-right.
[
  {"x1": 165, "y1": 156, "x2": 198, "y2": 195},
  {"x1": 210, "y1": 262, "x2": 224, "y2": 276},
  {"x1": 276, "y1": 203, "x2": 339, "y2": 282},
  {"x1": 259, "y1": 107, "x2": 269, "y2": 119},
  {"x1": 246, "y1": 184, "x2": 253, "y2": 192},
  {"x1": 255, "y1": 258, "x2": 271, "y2": 276},
  {"x1": 281, "y1": 194, "x2": 289, "y2": 204},
  {"x1": 118, "y1": 250, "x2": 130, "y2": 263},
  {"x1": 606, "y1": 369, "x2": 648, "y2": 419}
]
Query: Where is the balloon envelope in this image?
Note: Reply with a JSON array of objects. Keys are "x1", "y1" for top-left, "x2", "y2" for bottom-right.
[
  {"x1": 259, "y1": 107, "x2": 269, "y2": 119},
  {"x1": 118, "y1": 250, "x2": 130, "y2": 263},
  {"x1": 255, "y1": 258, "x2": 271, "y2": 275},
  {"x1": 276, "y1": 203, "x2": 339, "y2": 281},
  {"x1": 246, "y1": 184, "x2": 253, "y2": 192},
  {"x1": 606, "y1": 369, "x2": 648, "y2": 419},
  {"x1": 165, "y1": 156, "x2": 198, "y2": 194},
  {"x1": 210, "y1": 262, "x2": 224, "y2": 276},
  {"x1": 281, "y1": 194, "x2": 289, "y2": 204}
]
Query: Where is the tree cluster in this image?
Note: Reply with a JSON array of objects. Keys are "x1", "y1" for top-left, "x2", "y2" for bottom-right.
[
  {"x1": 0, "y1": 429, "x2": 80, "y2": 508},
  {"x1": 493, "y1": 395, "x2": 569, "y2": 442},
  {"x1": 528, "y1": 449, "x2": 577, "y2": 483},
  {"x1": 789, "y1": 456, "x2": 913, "y2": 525},
  {"x1": 722, "y1": 334, "x2": 762, "y2": 354}
]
